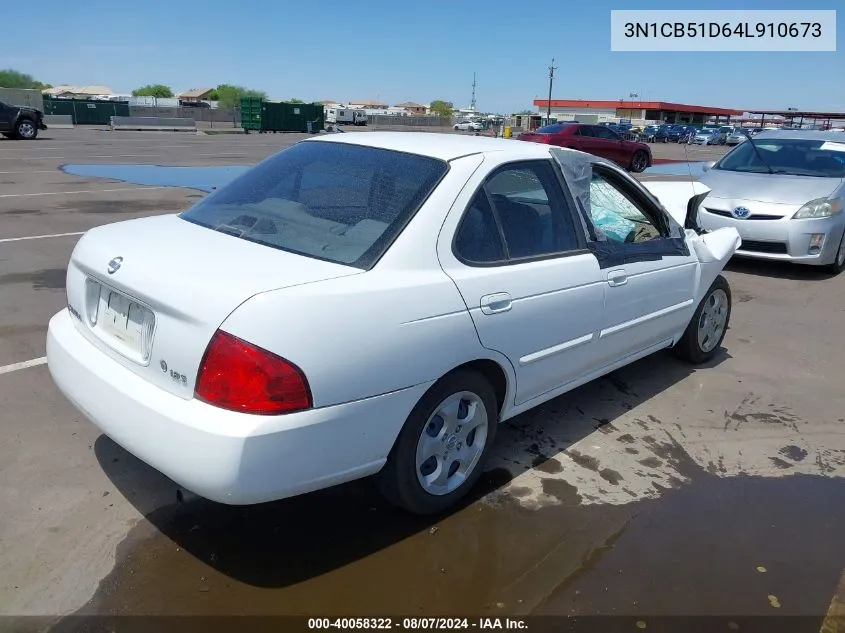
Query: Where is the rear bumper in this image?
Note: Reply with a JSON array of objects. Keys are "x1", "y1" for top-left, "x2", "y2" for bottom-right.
[
  {"x1": 699, "y1": 209, "x2": 845, "y2": 266},
  {"x1": 47, "y1": 309, "x2": 429, "y2": 504}
]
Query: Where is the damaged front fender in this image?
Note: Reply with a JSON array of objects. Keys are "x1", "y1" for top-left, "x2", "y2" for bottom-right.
[
  {"x1": 640, "y1": 179, "x2": 741, "y2": 301},
  {"x1": 688, "y1": 226, "x2": 742, "y2": 302}
]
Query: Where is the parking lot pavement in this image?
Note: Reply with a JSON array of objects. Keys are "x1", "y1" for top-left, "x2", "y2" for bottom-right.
[{"x1": 1, "y1": 129, "x2": 843, "y2": 623}]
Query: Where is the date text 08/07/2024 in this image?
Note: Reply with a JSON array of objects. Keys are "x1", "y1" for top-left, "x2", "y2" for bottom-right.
[
  {"x1": 307, "y1": 618, "x2": 528, "y2": 630},
  {"x1": 623, "y1": 21, "x2": 823, "y2": 39}
]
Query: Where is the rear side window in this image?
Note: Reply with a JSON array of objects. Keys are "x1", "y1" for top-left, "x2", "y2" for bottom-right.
[
  {"x1": 180, "y1": 141, "x2": 447, "y2": 269},
  {"x1": 454, "y1": 161, "x2": 581, "y2": 264},
  {"x1": 592, "y1": 126, "x2": 620, "y2": 140},
  {"x1": 453, "y1": 192, "x2": 506, "y2": 264}
]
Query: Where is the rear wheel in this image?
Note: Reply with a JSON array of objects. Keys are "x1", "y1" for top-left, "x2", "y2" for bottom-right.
[
  {"x1": 15, "y1": 119, "x2": 38, "y2": 140},
  {"x1": 827, "y1": 233, "x2": 845, "y2": 275},
  {"x1": 673, "y1": 275, "x2": 731, "y2": 364},
  {"x1": 378, "y1": 370, "x2": 498, "y2": 515},
  {"x1": 629, "y1": 150, "x2": 649, "y2": 173}
]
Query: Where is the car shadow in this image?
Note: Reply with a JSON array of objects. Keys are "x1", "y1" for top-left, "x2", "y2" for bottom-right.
[
  {"x1": 95, "y1": 347, "x2": 729, "y2": 589},
  {"x1": 725, "y1": 257, "x2": 834, "y2": 281}
]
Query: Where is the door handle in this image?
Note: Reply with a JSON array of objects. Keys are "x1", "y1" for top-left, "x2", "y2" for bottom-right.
[
  {"x1": 480, "y1": 292, "x2": 512, "y2": 315},
  {"x1": 607, "y1": 270, "x2": 628, "y2": 287}
]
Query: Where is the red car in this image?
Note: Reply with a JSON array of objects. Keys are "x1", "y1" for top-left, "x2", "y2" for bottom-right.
[{"x1": 517, "y1": 122, "x2": 652, "y2": 172}]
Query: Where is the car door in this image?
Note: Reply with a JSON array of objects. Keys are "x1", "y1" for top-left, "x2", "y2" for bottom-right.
[
  {"x1": 579, "y1": 163, "x2": 698, "y2": 367},
  {"x1": 438, "y1": 158, "x2": 605, "y2": 406},
  {"x1": 569, "y1": 125, "x2": 599, "y2": 154},
  {"x1": 0, "y1": 102, "x2": 13, "y2": 133}
]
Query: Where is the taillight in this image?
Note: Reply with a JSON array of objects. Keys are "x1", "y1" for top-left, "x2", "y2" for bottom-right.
[{"x1": 195, "y1": 330, "x2": 312, "y2": 415}]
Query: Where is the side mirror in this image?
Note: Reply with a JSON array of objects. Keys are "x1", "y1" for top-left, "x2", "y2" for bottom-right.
[{"x1": 702, "y1": 161, "x2": 715, "y2": 172}]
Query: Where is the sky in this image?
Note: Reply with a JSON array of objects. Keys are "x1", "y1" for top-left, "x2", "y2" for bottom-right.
[{"x1": 1, "y1": 0, "x2": 842, "y2": 114}]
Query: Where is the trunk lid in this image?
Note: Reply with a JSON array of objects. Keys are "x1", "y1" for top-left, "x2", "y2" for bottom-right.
[{"x1": 65, "y1": 214, "x2": 362, "y2": 398}]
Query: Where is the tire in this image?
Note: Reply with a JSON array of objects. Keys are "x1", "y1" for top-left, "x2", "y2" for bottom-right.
[
  {"x1": 673, "y1": 275, "x2": 731, "y2": 364},
  {"x1": 629, "y1": 150, "x2": 649, "y2": 173},
  {"x1": 827, "y1": 233, "x2": 845, "y2": 275},
  {"x1": 378, "y1": 369, "x2": 499, "y2": 515},
  {"x1": 15, "y1": 119, "x2": 38, "y2": 140}
]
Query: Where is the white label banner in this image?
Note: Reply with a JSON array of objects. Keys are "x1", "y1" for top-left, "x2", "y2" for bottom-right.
[{"x1": 610, "y1": 10, "x2": 836, "y2": 51}]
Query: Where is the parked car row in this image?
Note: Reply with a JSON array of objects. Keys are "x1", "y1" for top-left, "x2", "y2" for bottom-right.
[{"x1": 624, "y1": 124, "x2": 768, "y2": 146}]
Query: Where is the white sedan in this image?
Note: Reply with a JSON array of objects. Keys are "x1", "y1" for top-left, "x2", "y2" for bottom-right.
[
  {"x1": 47, "y1": 133, "x2": 741, "y2": 514},
  {"x1": 454, "y1": 120, "x2": 484, "y2": 132}
]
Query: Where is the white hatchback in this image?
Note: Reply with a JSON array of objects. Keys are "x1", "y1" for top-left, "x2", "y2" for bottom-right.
[{"x1": 47, "y1": 133, "x2": 741, "y2": 514}]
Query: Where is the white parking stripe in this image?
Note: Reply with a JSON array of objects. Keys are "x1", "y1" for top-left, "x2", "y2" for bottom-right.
[
  {"x1": 0, "y1": 170, "x2": 57, "y2": 174},
  {"x1": 0, "y1": 145, "x2": 192, "y2": 152},
  {"x1": 0, "y1": 232, "x2": 84, "y2": 243},
  {"x1": 0, "y1": 357, "x2": 47, "y2": 375},
  {"x1": 0, "y1": 186, "x2": 168, "y2": 199}
]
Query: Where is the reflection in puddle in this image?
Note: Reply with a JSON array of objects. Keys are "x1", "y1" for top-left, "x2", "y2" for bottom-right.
[
  {"x1": 644, "y1": 161, "x2": 710, "y2": 176},
  {"x1": 61, "y1": 164, "x2": 250, "y2": 192}
]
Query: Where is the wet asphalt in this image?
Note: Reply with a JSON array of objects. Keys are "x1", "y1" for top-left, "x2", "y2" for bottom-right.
[{"x1": 1, "y1": 130, "x2": 843, "y2": 632}]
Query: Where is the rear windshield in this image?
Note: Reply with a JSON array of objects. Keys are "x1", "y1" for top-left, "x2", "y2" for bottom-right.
[
  {"x1": 714, "y1": 137, "x2": 845, "y2": 177},
  {"x1": 180, "y1": 141, "x2": 448, "y2": 269}
]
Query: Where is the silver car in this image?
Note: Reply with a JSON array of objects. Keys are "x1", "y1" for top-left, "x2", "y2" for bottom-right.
[
  {"x1": 725, "y1": 129, "x2": 750, "y2": 145},
  {"x1": 698, "y1": 130, "x2": 845, "y2": 273},
  {"x1": 693, "y1": 129, "x2": 722, "y2": 145}
]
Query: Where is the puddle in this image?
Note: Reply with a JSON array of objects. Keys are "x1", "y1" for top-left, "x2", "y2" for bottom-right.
[
  {"x1": 644, "y1": 161, "x2": 710, "y2": 177},
  {"x1": 49, "y1": 436, "x2": 845, "y2": 621},
  {"x1": 61, "y1": 164, "x2": 250, "y2": 193}
]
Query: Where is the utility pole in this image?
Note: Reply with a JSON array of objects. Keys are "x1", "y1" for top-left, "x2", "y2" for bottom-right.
[
  {"x1": 546, "y1": 58, "x2": 556, "y2": 125},
  {"x1": 470, "y1": 72, "x2": 477, "y2": 112}
]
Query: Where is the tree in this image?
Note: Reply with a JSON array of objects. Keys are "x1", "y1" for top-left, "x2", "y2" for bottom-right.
[
  {"x1": 288, "y1": 98, "x2": 304, "y2": 104},
  {"x1": 132, "y1": 84, "x2": 174, "y2": 98},
  {"x1": 429, "y1": 100, "x2": 453, "y2": 117},
  {"x1": 206, "y1": 88, "x2": 220, "y2": 101},
  {"x1": 0, "y1": 69, "x2": 49, "y2": 89},
  {"x1": 214, "y1": 84, "x2": 268, "y2": 109}
]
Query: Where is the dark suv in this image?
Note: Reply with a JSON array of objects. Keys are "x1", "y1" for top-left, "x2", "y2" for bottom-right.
[{"x1": 0, "y1": 100, "x2": 48, "y2": 140}]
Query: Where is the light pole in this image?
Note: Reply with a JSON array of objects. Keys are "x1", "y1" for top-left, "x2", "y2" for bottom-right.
[{"x1": 628, "y1": 92, "x2": 638, "y2": 122}]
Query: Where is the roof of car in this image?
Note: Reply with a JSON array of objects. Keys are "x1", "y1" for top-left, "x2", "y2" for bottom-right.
[
  {"x1": 753, "y1": 129, "x2": 845, "y2": 142},
  {"x1": 309, "y1": 132, "x2": 554, "y2": 161}
]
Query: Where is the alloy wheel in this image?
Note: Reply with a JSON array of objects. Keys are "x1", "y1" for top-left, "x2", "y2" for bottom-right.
[{"x1": 415, "y1": 391, "x2": 489, "y2": 496}]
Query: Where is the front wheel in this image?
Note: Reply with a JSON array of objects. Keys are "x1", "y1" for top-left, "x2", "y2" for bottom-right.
[
  {"x1": 629, "y1": 150, "x2": 649, "y2": 173},
  {"x1": 827, "y1": 233, "x2": 845, "y2": 275},
  {"x1": 378, "y1": 370, "x2": 498, "y2": 515},
  {"x1": 15, "y1": 119, "x2": 38, "y2": 140},
  {"x1": 673, "y1": 275, "x2": 731, "y2": 364}
]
